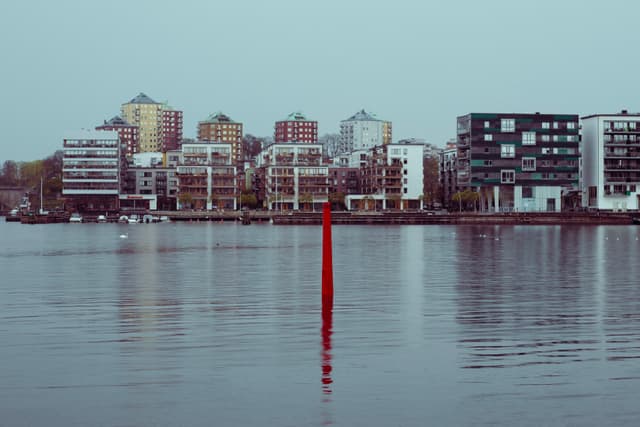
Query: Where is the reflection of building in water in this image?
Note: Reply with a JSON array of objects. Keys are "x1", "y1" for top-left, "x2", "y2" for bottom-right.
[
  {"x1": 454, "y1": 226, "x2": 597, "y2": 369},
  {"x1": 599, "y1": 227, "x2": 640, "y2": 362},
  {"x1": 117, "y1": 232, "x2": 184, "y2": 354}
]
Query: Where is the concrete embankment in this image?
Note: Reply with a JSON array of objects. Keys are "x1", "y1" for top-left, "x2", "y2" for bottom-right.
[{"x1": 271, "y1": 212, "x2": 637, "y2": 225}]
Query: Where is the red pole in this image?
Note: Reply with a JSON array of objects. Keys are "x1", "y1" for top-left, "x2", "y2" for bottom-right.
[{"x1": 322, "y1": 202, "x2": 334, "y2": 303}]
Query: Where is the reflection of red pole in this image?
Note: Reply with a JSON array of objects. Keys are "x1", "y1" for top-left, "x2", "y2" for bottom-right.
[
  {"x1": 322, "y1": 202, "x2": 334, "y2": 303},
  {"x1": 321, "y1": 297, "x2": 333, "y2": 395}
]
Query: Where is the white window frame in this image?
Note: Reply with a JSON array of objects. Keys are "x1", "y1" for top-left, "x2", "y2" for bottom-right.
[
  {"x1": 522, "y1": 131, "x2": 536, "y2": 145},
  {"x1": 501, "y1": 118, "x2": 515, "y2": 133},
  {"x1": 501, "y1": 144, "x2": 515, "y2": 158},
  {"x1": 522, "y1": 157, "x2": 536, "y2": 171},
  {"x1": 500, "y1": 169, "x2": 515, "y2": 184},
  {"x1": 542, "y1": 122, "x2": 550, "y2": 129},
  {"x1": 484, "y1": 134, "x2": 493, "y2": 141},
  {"x1": 567, "y1": 122, "x2": 576, "y2": 130},
  {"x1": 484, "y1": 121, "x2": 490, "y2": 128}
]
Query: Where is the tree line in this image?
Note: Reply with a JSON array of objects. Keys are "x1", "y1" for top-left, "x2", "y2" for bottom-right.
[{"x1": 1, "y1": 151, "x2": 64, "y2": 200}]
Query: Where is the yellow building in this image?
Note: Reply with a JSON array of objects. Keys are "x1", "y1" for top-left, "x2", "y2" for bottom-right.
[
  {"x1": 198, "y1": 112, "x2": 243, "y2": 164},
  {"x1": 121, "y1": 93, "x2": 163, "y2": 153}
]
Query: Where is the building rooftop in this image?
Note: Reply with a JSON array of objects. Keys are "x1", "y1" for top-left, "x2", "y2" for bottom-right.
[
  {"x1": 201, "y1": 112, "x2": 237, "y2": 124},
  {"x1": 98, "y1": 116, "x2": 135, "y2": 127},
  {"x1": 582, "y1": 110, "x2": 640, "y2": 120},
  {"x1": 344, "y1": 109, "x2": 383, "y2": 122},
  {"x1": 280, "y1": 111, "x2": 311, "y2": 122},
  {"x1": 126, "y1": 92, "x2": 159, "y2": 105}
]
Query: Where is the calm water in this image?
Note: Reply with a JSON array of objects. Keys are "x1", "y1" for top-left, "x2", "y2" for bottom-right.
[{"x1": 1, "y1": 220, "x2": 640, "y2": 426}]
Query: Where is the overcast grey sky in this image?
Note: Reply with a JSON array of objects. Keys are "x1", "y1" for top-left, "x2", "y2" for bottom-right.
[{"x1": 1, "y1": 0, "x2": 639, "y2": 162}]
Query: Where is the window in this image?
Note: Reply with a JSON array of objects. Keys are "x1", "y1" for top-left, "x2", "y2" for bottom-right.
[
  {"x1": 542, "y1": 122, "x2": 550, "y2": 129},
  {"x1": 553, "y1": 122, "x2": 559, "y2": 129},
  {"x1": 484, "y1": 121, "x2": 490, "y2": 128},
  {"x1": 541, "y1": 134, "x2": 550, "y2": 142},
  {"x1": 501, "y1": 118, "x2": 515, "y2": 132},
  {"x1": 553, "y1": 135, "x2": 559, "y2": 142},
  {"x1": 522, "y1": 157, "x2": 536, "y2": 171},
  {"x1": 501, "y1": 144, "x2": 515, "y2": 158},
  {"x1": 500, "y1": 170, "x2": 515, "y2": 184},
  {"x1": 522, "y1": 187, "x2": 533, "y2": 198},
  {"x1": 484, "y1": 160, "x2": 493, "y2": 166},
  {"x1": 484, "y1": 134, "x2": 493, "y2": 141},
  {"x1": 567, "y1": 122, "x2": 576, "y2": 129},
  {"x1": 522, "y1": 132, "x2": 536, "y2": 145}
]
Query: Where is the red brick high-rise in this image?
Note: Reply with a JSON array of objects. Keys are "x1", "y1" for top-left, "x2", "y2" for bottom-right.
[
  {"x1": 162, "y1": 105, "x2": 183, "y2": 152},
  {"x1": 96, "y1": 116, "x2": 139, "y2": 157},
  {"x1": 274, "y1": 112, "x2": 318, "y2": 143}
]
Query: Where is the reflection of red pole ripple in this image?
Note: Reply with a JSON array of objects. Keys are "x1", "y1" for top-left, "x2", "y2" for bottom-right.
[
  {"x1": 322, "y1": 202, "x2": 334, "y2": 398},
  {"x1": 322, "y1": 202, "x2": 334, "y2": 302},
  {"x1": 322, "y1": 297, "x2": 333, "y2": 395}
]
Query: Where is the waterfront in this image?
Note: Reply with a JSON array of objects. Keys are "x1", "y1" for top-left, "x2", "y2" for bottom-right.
[{"x1": 2, "y1": 221, "x2": 640, "y2": 426}]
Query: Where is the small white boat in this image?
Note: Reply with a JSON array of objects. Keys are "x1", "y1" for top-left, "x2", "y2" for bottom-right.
[
  {"x1": 118, "y1": 215, "x2": 129, "y2": 224},
  {"x1": 97, "y1": 215, "x2": 107, "y2": 223},
  {"x1": 128, "y1": 214, "x2": 140, "y2": 224},
  {"x1": 69, "y1": 213, "x2": 83, "y2": 223}
]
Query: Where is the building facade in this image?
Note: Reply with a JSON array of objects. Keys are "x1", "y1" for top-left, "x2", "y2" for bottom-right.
[
  {"x1": 198, "y1": 112, "x2": 243, "y2": 164},
  {"x1": 62, "y1": 130, "x2": 121, "y2": 212},
  {"x1": 344, "y1": 143, "x2": 423, "y2": 210},
  {"x1": 582, "y1": 111, "x2": 640, "y2": 211},
  {"x1": 339, "y1": 109, "x2": 392, "y2": 154},
  {"x1": 257, "y1": 143, "x2": 328, "y2": 210},
  {"x1": 161, "y1": 104, "x2": 183, "y2": 152},
  {"x1": 439, "y1": 142, "x2": 458, "y2": 209},
  {"x1": 274, "y1": 112, "x2": 318, "y2": 143},
  {"x1": 96, "y1": 116, "x2": 139, "y2": 157},
  {"x1": 456, "y1": 113, "x2": 579, "y2": 212},
  {"x1": 121, "y1": 93, "x2": 182, "y2": 153},
  {"x1": 123, "y1": 167, "x2": 179, "y2": 211},
  {"x1": 121, "y1": 93, "x2": 163, "y2": 153},
  {"x1": 176, "y1": 143, "x2": 237, "y2": 210}
]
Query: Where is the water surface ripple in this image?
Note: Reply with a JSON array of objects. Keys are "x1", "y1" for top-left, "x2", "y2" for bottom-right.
[{"x1": 1, "y1": 222, "x2": 640, "y2": 426}]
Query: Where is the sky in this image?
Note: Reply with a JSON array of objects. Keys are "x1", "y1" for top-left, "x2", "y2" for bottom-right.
[{"x1": 1, "y1": 0, "x2": 639, "y2": 162}]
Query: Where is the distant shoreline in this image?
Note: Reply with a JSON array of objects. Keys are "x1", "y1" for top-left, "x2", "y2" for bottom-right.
[{"x1": 5, "y1": 210, "x2": 636, "y2": 225}]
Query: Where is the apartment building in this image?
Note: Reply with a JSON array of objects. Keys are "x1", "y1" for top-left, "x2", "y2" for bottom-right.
[
  {"x1": 161, "y1": 104, "x2": 183, "y2": 152},
  {"x1": 176, "y1": 143, "x2": 237, "y2": 210},
  {"x1": 257, "y1": 143, "x2": 328, "y2": 210},
  {"x1": 198, "y1": 112, "x2": 243, "y2": 164},
  {"x1": 121, "y1": 93, "x2": 182, "y2": 153},
  {"x1": 582, "y1": 111, "x2": 640, "y2": 211},
  {"x1": 274, "y1": 112, "x2": 318, "y2": 143},
  {"x1": 339, "y1": 109, "x2": 392, "y2": 154},
  {"x1": 344, "y1": 143, "x2": 424, "y2": 210},
  {"x1": 439, "y1": 142, "x2": 458, "y2": 209},
  {"x1": 96, "y1": 116, "x2": 139, "y2": 157},
  {"x1": 62, "y1": 130, "x2": 121, "y2": 212},
  {"x1": 456, "y1": 112, "x2": 579, "y2": 212}
]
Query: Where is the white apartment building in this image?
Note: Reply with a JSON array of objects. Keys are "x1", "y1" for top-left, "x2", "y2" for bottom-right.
[
  {"x1": 582, "y1": 111, "x2": 640, "y2": 211},
  {"x1": 62, "y1": 130, "x2": 121, "y2": 212},
  {"x1": 345, "y1": 143, "x2": 424, "y2": 210},
  {"x1": 176, "y1": 143, "x2": 237, "y2": 210},
  {"x1": 339, "y1": 109, "x2": 392, "y2": 154},
  {"x1": 257, "y1": 143, "x2": 328, "y2": 211}
]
